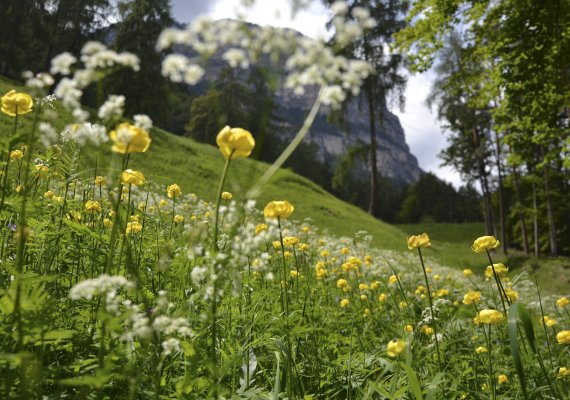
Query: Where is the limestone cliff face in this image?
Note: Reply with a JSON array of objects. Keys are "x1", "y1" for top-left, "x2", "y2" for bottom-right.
[
  {"x1": 175, "y1": 20, "x2": 423, "y2": 185},
  {"x1": 275, "y1": 85, "x2": 422, "y2": 184}
]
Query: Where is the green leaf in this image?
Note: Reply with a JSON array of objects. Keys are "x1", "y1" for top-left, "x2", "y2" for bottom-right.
[
  {"x1": 507, "y1": 302, "x2": 534, "y2": 400},
  {"x1": 399, "y1": 362, "x2": 424, "y2": 400}
]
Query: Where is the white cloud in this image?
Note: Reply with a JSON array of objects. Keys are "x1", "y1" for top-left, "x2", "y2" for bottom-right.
[
  {"x1": 207, "y1": 0, "x2": 330, "y2": 39},
  {"x1": 393, "y1": 71, "x2": 464, "y2": 188}
]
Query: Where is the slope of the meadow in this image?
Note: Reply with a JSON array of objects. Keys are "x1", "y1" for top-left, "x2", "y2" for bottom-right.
[{"x1": 1, "y1": 77, "x2": 567, "y2": 293}]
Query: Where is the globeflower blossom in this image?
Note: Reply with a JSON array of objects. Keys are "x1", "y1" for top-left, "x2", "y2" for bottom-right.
[
  {"x1": 1, "y1": 90, "x2": 34, "y2": 116},
  {"x1": 472, "y1": 235, "x2": 500, "y2": 253},
  {"x1": 216, "y1": 126, "x2": 255, "y2": 160}
]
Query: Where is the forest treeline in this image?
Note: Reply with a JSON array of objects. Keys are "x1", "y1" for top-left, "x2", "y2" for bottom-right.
[{"x1": 1, "y1": 0, "x2": 568, "y2": 256}]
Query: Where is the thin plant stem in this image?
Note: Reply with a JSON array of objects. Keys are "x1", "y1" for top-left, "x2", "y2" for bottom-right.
[
  {"x1": 418, "y1": 248, "x2": 443, "y2": 370},
  {"x1": 213, "y1": 154, "x2": 233, "y2": 251},
  {"x1": 277, "y1": 217, "x2": 293, "y2": 399},
  {"x1": 485, "y1": 249, "x2": 510, "y2": 313}
]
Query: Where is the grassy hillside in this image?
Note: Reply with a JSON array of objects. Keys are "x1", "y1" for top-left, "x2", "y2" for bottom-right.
[{"x1": 2, "y1": 77, "x2": 568, "y2": 292}]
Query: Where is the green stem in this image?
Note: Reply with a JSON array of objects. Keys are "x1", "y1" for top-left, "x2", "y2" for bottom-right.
[
  {"x1": 213, "y1": 155, "x2": 233, "y2": 251},
  {"x1": 418, "y1": 248, "x2": 443, "y2": 371},
  {"x1": 13, "y1": 106, "x2": 40, "y2": 351},
  {"x1": 278, "y1": 217, "x2": 292, "y2": 399},
  {"x1": 486, "y1": 325, "x2": 496, "y2": 400},
  {"x1": 247, "y1": 86, "x2": 324, "y2": 199},
  {"x1": 485, "y1": 250, "x2": 510, "y2": 313}
]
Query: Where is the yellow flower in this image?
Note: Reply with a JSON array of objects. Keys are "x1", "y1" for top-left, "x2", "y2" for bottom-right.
[
  {"x1": 216, "y1": 125, "x2": 255, "y2": 159},
  {"x1": 221, "y1": 191, "x2": 232, "y2": 200},
  {"x1": 388, "y1": 275, "x2": 398, "y2": 285},
  {"x1": 557, "y1": 330, "x2": 570, "y2": 344},
  {"x1": 505, "y1": 288, "x2": 518, "y2": 302},
  {"x1": 85, "y1": 200, "x2": 102, "y2": 213},
  {"x1": 159, "y1": 199, "x2": 168, "y2": 208},
  {"x1": 463, "y1": 290, "x2": 481, "y2": 305},
  {"x1": 484, "y1": 263, "x2": 509, "y2": 279},
  {"x1": 463, "y1": 269, "x2": 473, "y2": 277},
  {"x1": 370, "y1": 281, "x2": 380, "y2": 290},
  {"x1": 477, "y1": 309, "x2": 504, "y2": 324},
  {"x1": 558, "y1": 367, "x2": 570, "y2": 377},
  {"x1": 472, "y1": 235, "x2": 500, "y2": 253},
  {"x1": 173, "y1": 214, "x2": 184, "y2": 223},
  {"x1": 386, "y1": 339, "x2": 406, "y2": 357},
  {"x1": 109, "y1": 122, "x2": 151, "y2": 153},
  {"x1": 378, "y1": 293, "x2": 387, "y2": 302},
  {"x1": 481, "y1": 383, "x2": 489, "y2": 391},
  {"x1": 52, "y1": 196, "x2": 64, "y2": 205},
  {"x1": 255, "y1": 223, "x2": 268, "y2": 235},
  {"x1": 404, "y1": 325, "x2": 413, "y2": 333},
  {"x1": 283, "y1": 236, "x2": 299, "y2": 247},
  {"x1": 103, "y1": 218, "x2": 113, "y2": 228},
  {"x1": 272, "y1": 241, "x2": 281, "y2": 249},
  {"x1": 320, "y1": 250, "x2": 330, "y2": 257},
  {"x1": 556, "y1": 297, "x2": 570, "y2": 308},
  {"x1": 341, "y1": 247, "x2": 350, "y2": 255},
  {"x1": 121, "y1": 169, "x2": 145, "y2": 186},
  {"x1": 299, "y1": 243, "x2": 309, "y2": 251},
  {"x1": 360, "y1": 294, "x2": 368, "y2": 301},
  {"x1": 421, "y1": 325, "x2": 434, "y2": 335},
  {"x1": 35, "y1": 164, "x2": 49, "y2": 177},
  {"x1": 10, "y1": 150, "x2": 23, "y2": 160},
  {"x1": 436, "y1": 288, "x2": 449, "y2": 297},
  {"x1": 359, "y1": 283, "x2": 369, "y2": 291},
  {"x1": 407, "y1": 233, "x2": 431, "y2": 249},
  {"x1": 498, "y1": 374, "x2": 508, "y2": 385},
  {"x1": 167, "y1": 183, "x2": 181, "y2": 199},
  {"x1": 433, "y1": 274, "x2": 441, "y2": 281},
  {"x1": 475, "y1": 346, "x2": 488, "y2": 354},
  {"x1": 15, "y1": 185, "x2": 24, "y2": 193},
  {"x1": 44, "y1": 190, "x2": 55, "y2": 200},
  {"x1": 1, "y1": 90, "x2": 33, "y2": 116},
  {"x1": 542, "y1": 316, "x2": 557, "y2": 327},
  {"x1": 340, "y1": 298, "x2": 350, "y2": 308},
  {"x1": 263, "y1": 200, "x2": 294, "y2": 219},
  {"x1": 290, "y1": 270, "x2": 299, "y2": 278},
  {"x1": 302, "y1": 226, "x2": 310, "y2": 233},
  {"x1": 126, "y1": 221, "x2": 142, "y2": 234},
  {"x1": 95, "y1": 176, "x2": 107, "y2": 186},
  {"x1": 337, "y1": 279, "x2": 348, "y2": 289}
]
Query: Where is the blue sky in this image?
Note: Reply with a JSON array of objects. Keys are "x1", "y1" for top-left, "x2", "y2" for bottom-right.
[{"x1": 170, "y1": 0, "x2": 463, "y2": 188}]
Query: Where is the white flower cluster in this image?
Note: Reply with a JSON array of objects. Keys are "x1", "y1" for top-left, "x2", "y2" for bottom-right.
[
  {"x1": 69, "y1": 274, "x2": 134, "y2": 314},
  {"x1": 51, "y1": 42, "x2": 140, "y2": 124},
  {"x1": 133, "y1": 114, "x2": 153, "y2": 131},
  {"x1": 98, "y1": 94, "x2": 126, "y2": 122},
  {"x1": 157, "y1": 3, "x2": 374, "y2": 108},
  {"x1": 61, "y1": 122, "x2": 109, "y2": 147}
]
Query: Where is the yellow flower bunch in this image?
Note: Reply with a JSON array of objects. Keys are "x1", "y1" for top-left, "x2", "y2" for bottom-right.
[
  {"x1": 386, "y1": 339, "x2": 406, "y2": 357},
  {"x1": 475, "y1": 309, "x2": 504, "y2": 324},
  {"x1": 10, "y1": 150, "x2": 23, "y2": 160},
  {"x1": 255, "y1": 223, "x2": 268, "y2": 235},
  {"x1": 109, "y1": 122, "x2": 151, "y2": 153},
  {"x1": 557, "y1": 330, "x2": 570, "y2": 344},
  {"x1": 407, "y1": 233, "x2": 431, "y2": 249},
  {"x1": 263, "y1": 200, "x2": 294, "y2": 219},
  {"x1": 463, "y1": 290, "x2": 481, "y2": 305},
  {"x1": 126, "y1": 221, "x2": 143, "y2": 235},
  {"x1": 484, "y1": 263, "x2": 509, "y2": 279},
  {"x1": 167, "y1": 183, "x2": 181, "y2": 199},
  {"x1": 1, "y1": 90, "x2": 33, "y2": 116},
  {"x1": 216, "y1": 126, "x2": 255, "y2": 159},
  {"x1": 557, "y1": 297, "x2": 570, "y2": 308},
  {"x1": 95, "y1": 176, "x2": 107, "y2": 186},
  {"x1": 221, "y1": 191, "x2": 232, "y2": 200},
  {"x1": 472, "y1": 235, "x2": 500, "y2": 253},
  {"x1": 121, "y1": 169, "x2": 145, "y2": 186},
  {"x1": 85, "y1": 200, "x2": 102, "y2": 213}
]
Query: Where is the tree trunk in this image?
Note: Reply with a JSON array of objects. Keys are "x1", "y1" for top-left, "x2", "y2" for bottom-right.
[
  {"x1": 493, "y1": 131, "x2": 508, "y2": 254},
  {"x1": 532, "y1": 181, "x2": 539, "y2": 257},
  {"x1": 479, "y1": 170, "x2": 494, "y2": 236},
  {"x1": 541, "y1": 146, "x2": 558, "y2": 256},
  {"x1": 366, "y1": 84, "x2": 378, "y2": 216},
  {"x1": 513, "y1": 167, "x2": 529, "y2": 255}
]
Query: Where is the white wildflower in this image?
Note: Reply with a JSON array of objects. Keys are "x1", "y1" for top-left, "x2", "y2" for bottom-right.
[
  {"x1": 51, "y1": 52, "x2": 77, "y2": 75},
  {"x1": 98, "y1": 94, "x2": 125, "y2": 121},
  {"x1": 161, "y1": 338, "x2": 181, "y2": 356},
  {"x1": 39, "y1": 122, "x2": 58, "y2": 148},
  {"x1": 134, "y1": 114, "x2": 153, "y2": 131},
  {"x1": 222, "y1": 48, "x2": 249, "y2": 69}
]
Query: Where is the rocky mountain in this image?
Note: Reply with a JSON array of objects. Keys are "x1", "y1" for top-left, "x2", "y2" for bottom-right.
[
  {"x1": 175, "y1": 20, "x2": 422, "y2": 185},
  {"x1": 274, "y1": 85, "x2": 422, "y2": 184}
]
